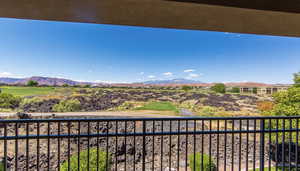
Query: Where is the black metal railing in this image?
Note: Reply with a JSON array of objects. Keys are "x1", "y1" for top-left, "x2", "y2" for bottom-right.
[{"x1": 0, "y1": 116, "x2": 300, "y2": 171}]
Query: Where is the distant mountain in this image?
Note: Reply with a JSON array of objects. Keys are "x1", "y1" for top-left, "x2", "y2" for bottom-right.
[
  {"x1": 0, "y1": 77, "x2": 22, "y2": 84},
  {"x1": 0, "y1": 76, "x2": 93, "y2": 86},
  {"x1": 142, "y1": 78, "x2": 204, "y2": 85}
]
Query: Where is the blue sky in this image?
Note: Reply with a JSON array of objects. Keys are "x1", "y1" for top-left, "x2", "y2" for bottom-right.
[{"x1": 0, "y1": 18, "x2": 299, "y2": 84}]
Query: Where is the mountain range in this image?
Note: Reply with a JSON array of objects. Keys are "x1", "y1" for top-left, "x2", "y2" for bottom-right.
[
  {"x1": 0, "y1": 76, "x2": 93, "y2": 86},
  {"x1": 0, "y1": 76, "x2": 286, "y2": 87}
]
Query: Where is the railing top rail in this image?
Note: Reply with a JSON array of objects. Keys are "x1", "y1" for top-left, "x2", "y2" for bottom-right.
[{"x1": 0, "y1": 115, "x2": 300, "y2": 123}]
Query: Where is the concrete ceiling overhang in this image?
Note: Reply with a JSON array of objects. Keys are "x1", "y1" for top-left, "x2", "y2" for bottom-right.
[{"x1": 1, "y1": 0, "x2": 300, "y2": 37}]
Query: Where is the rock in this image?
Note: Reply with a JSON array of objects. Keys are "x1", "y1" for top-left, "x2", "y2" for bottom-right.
[{"x1": 16, "y1": 112, "x2": 32, "y2": 119}]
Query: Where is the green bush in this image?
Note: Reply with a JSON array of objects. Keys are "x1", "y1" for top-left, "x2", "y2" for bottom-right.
[
  {"x1": 53, "y1": 99, "x2": 81, "y2": 112},
  {"x1": 60, "y1": 148, "x2": 111, "y2": 171},
  {"x1": 294, "y1": 72, "x2": 300, "y2": 87},
  {"x1": 20, "y1": 97, "x2": 43, "y2": 107},
  {"x1": 0, "y1": 93, "x2": 21, "y2": 109},
  {"x1": 265, "y1": 119, "x2": 299, "y2": 143},
  {"x1": 27, "y1": 80, "x2": 39, "y2": 87},
  {"x1": 250, "y1": 167, "x2": 295, "y2": 171},
  {"x1": 272, "y1": 87, "x2": 300, "y2": 116},
  {"x1": 230, "y1": 87, "x2": 240, "y2": 93},
  {"x1": 210, "y1": 83, "x2": 226, "y2": 94},
  {"x1": 182, "y1": 85, "x2": 193, "y2": 92},
  {"x1": 189, "y1": 153, "x2": 216, "y2": 171},
  {"x1": 199, "y1": 106, "x2": 220, "y2": 115},
  {"x1": 253, "y1": 87, "x2": 258, "y2": 94}
]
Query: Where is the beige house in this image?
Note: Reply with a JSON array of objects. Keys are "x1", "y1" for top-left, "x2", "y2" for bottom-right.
[{"x1": 239, "y1": 84, "x2": 290, "y2": 95}]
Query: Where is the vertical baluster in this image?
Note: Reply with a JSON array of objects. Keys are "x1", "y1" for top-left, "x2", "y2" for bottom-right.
[
  {"x1": 106, "y1": 121, "x2": 109, "y2": 171},
  {"x1": 231, "y1": 120, "x2": 234, "y2": 171},
  {"x1": 97, "y1": 121, "x2": 100, "y2": 171},
  {"x1": 58, "y1": 122, "x2": 61, "y2": 171},
  {"x1": 209, "y1": 120, "x2": 212, "y2": 171},
  {"x1": 152, "y1": 120, "x2": 155, "y2": 171},
  {"x1": 253, "y1": 119, "x2": 257, "y2": 170},
  {"x1": 15, "y1": 123, "x2": 18, "y2": 170},
  {"x1": 125, "y1": 121, "x2": 127, "y2": 171},
  {"x1": 47, "y1": 121, "x2": 50, "y2": 171},
  {"x1": 282, "y1": 119, "x2": 285, "y2": 171},
  {"x1": 177, "y1": 120, "x2": 180, "y2": 171},
  {"x1": 239, "y1": 119, "x2": 242, "y2": 171},
  {"x1": 169, "y1": 120, "x2": 172, "y2": 171},
  {"x1": 4, "y1": 123, "x2": 7, "y2": 171},
  {"x1": 224, "y1": 120, "x2": 227, "y2": 171},
  {"x1": 77, "y1": 121, "x2": 80, "y2": 171},
  {"x1": 26, "y1": 122, "x2": 29, "y2": 171},
  {"x1": 217, "y1": 120, "x2": 220, "y2": 171},
  {"x1": 142, "y1": 120, "x2": 146, "y2": 171},
  {"x1": 185, "y1": 120, "x2": 188, "y2": 171},
  {"x1": 68, "y1": 122, "x2": 71, "y2": 171},
  {"x1": 37, "y1": 122, "x2": 40, "y2": 171}
]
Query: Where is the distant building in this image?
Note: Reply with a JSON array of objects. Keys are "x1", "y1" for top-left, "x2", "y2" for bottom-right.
[{"x1": 239, "y1": 84, "x2": 290, "y2": 95}]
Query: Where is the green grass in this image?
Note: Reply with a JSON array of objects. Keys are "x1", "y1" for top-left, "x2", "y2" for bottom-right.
[
  {"x1": 0, "y1": 86, "x2": 57, "y2": 97},
  {"x1": 135, "y1": 101, "x2": 179, "y2": 113}
]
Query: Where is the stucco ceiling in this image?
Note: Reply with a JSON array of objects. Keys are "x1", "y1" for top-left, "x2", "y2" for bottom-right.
[{"x1": 1, "y1": 0, "x2": 300, "y2": 37}]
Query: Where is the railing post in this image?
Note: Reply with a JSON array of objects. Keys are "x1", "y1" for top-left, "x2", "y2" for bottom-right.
[
  {"x1": 260, "y1": 119, "x2": 265, "y2": 171},
  {"x1": 142, "y1": 120, "x2": 146, "y2": 171}
]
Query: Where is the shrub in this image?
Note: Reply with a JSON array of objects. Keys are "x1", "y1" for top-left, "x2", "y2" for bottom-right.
[
  {"x1": 83, "y1": 84, "x2": 91, "y2": 88},
  {"x1": 272, "y1": 87, "x2": 300, "y2": 116},
  {"x1": 210, "y1": 83, "x2": 226, "y2": 94},
  {"x1": 252, "y1": 87, "x2": 258, "y2": 94},
  {"x1": 0, "y1": 93, "x2": 21, "y2": 109},
  {"x1": 199, "y1": 106, "x2": 219, "y2": 115},
  {"x1": 257, "y1": 101, "x2": 274, "y2": 113},
  {"x1": 60, "y1": 148, "x2": 111, "y2": 171},
  {"x1": 53, "y1": 99, "x2": 81, "y2": 112},
  {"x1": 182, "y1": 85, "x2": 193, "y2": 92},
  {"x1": 189, "y1": 153, "x2": 216, "y2": 171},
  {"x1": 230, "y1": 87, "x2": 240, "y2": 93},
  {"x1": 27, "y1": 80, "x2": 39, "y2": 87},
  {"x1": 294, "y1": 72, "x2": 300, "y2": 87},
  {"x1": 20, "y1": 97, "x2": 43, "y2": 107}
]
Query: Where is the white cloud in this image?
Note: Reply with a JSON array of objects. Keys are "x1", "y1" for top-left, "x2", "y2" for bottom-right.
[
  {"x1": 163, "y1": 72, "x2": 173, "y2": 77},
  {"x1": 140, "y1": 72, "x2": 144, "y2": 75},
  {"x1": 94, "y1": 80, "x2": 120, "y2": 84},
  {"x1": 0, "y1": 72, "x2": 24, "y2": 78},
  {"x1": 183, "y1": 69, "x2": 195, "y2": 73},
  {"x1": 0, "y1": 72, "x2": 13, "y2": 77},
  {"x1": 188, "y1": 73, "x2": 199, "y2": 78},
  {"x1": 148, "y1": 75, "x2": 156, "y2": 79}
]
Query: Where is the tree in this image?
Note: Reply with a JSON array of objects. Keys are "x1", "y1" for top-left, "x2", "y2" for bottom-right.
[
  {"x1": 211, "y1": 83, "x2": 226, "y2": 94},
  {"x1": 272, "y1": 87, "x2": 300, "y2": 116},
  {"x1": 294, "y1": 72, "x2": 300, "y2": 87},
  {"x1": 62, "y1": 84, "x2": 69, "y2": 87},
  {"x1": 230, "y1": 87, "x2": 240, "y2": 93},
  {"x1": 27, "y1": 80, "x2": 39, "y2": 87},
  {"x1": 83, "y1": 84, "x2": 91, "y2": 88},
  {"x1": 182, "y1": 85, "x2": 193, "y2": 92},
  {"x1": 252, "y1": 87, "x2": 258, "y2": 94}
]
